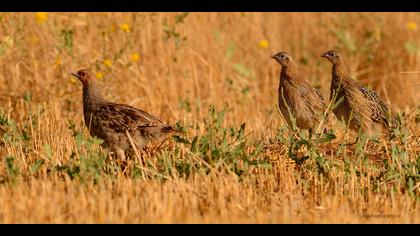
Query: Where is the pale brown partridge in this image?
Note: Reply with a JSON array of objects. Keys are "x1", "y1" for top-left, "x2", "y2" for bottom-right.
[
  {"x1": 321, "y1": 50, "x2": 397, "y2": 134},
  {"x1": 272, "y1": 52, "x2": 327, "y2": 132},
  {"x1": 71, "y1": 69, "x2": 174, "y2": 160}
]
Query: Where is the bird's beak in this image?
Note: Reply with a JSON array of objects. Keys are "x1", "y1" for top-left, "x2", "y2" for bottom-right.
[
  {"x1": 271, "y1": 55, "x2": 276, "y2": 59},
  {"x1": 71, "y1": 73, "x2": 79, "y2": 78},
  {"x1": 320, "y1": 53, "x2": 327, "y2": 58}
]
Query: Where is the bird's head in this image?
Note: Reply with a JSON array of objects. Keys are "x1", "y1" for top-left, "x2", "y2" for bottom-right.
[
  {"x1": 71, "y1": 69, "x2": 94, "y2": 85},
  {"x1": 271, "y1": 52, "x2": 293, "y2": 67},
  {"x1": 320, "y1": 50, "x2": 342, "y2": 64}
]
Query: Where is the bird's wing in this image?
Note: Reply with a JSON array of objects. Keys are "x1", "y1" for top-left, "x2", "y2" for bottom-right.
[
  {"x1": 314, "y1": 88, "x2": 325, "y2": 102},
  {"x1": 314, "y1": 88, "x2": 328, "y2": 111},
  {"x1": 298, "y1": 84, "x2": 327, "y2": 114},
  {"x1": 94, "y1": 103, "x2": 164, "y2": 132},
  {"x1": 340, "y1": 78, "x2": 373, "y2": 127},
  {"x1": 359, "y1": 86, "x2": 396, "y2": 128},
  {"x1": 282, "y1": 67, "x2": 326, "y2": 118}
]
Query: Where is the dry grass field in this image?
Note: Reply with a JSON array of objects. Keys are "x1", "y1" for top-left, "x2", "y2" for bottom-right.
[{"x1": 0, "y1": 12, "x2": 419, "y2": 223}]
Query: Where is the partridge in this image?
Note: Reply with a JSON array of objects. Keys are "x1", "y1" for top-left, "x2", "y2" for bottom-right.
[
  {"x1": 320, "y1": 50, "x2": 397, "y2": 134},
  {"x1": 272, "y1": 52, "x2": 327, "y2": 132},
  {"x1": 71, "y1": 69, "x2": 175, "y2": 160}
]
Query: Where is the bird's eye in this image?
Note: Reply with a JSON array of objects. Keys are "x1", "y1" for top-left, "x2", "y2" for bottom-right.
[
  {"x1": 80, "y1": 72, "x2": 85, "y2": 76},
  {"x1": 329, "y1": 52, "x2": 335, "y2": 57}
]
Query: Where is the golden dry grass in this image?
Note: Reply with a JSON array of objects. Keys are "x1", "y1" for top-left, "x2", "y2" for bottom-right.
[{"x1": 0, "y1": 12, "x2": 419, "y2": 223}]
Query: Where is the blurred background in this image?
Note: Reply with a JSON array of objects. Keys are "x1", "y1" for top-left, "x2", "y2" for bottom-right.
[{"x1": 0, "y1": 13, "x2": 418, "y2": 223}]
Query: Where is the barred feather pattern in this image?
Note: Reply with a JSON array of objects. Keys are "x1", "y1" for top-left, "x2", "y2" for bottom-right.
[
  {"x1": 76, "y1": 69, "x2": 174, "y2": 157},
  {"x1": 359, "y1": 87, "x2": 398, "y2": 129},
  {"x1": 329, "y1": 60, "x2": 397, "y2": 133},
  {"x1": 278, "y1": 63, "x2": 327, "y2": 130}
]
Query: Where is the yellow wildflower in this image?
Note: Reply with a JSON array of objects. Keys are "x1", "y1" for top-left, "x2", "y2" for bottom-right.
[
  {"x1": 35, "y1": 12, "x2": 48, "y2": 24},
  {"x1": 54, "y1": 57, "x2": 62, "y2": 67},
  {"x1": 120, "y1": 23, "x2": 131, "y2": 33},
  {"x1": 258, "y1": 40, "x2": 269, "y2": 49},
  {"x1": 407, "y1": 22, "x2": 417, "y2": 31},
  {"x1": 103, "y1": 59, "x2": 112, "y2": 67},
  {"x1": 95, "y1": 72, "x2": 104, "y2": 80},
  {"x1": 130, "y1": 53, "x2": 140, "y2": 62}
]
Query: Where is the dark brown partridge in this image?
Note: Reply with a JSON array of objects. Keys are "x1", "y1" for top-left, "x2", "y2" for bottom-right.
[
  {"x1": 71, "y1": 69, "x2": 175, "y2": 160},
  {"x1": 320, "y1": 50, "x2": 397, "y2": 135},
  {"x1": 272, "y1": 52, "x2": 327, "y2": 132}
]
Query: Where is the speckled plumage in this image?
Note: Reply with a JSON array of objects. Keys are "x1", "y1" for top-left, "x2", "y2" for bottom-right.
[
  {"x1": 72, "y1": 69, "x2": 174, "y2": 160},
  {"x1": 272, "y1": 52, "x2": 327, "y2": 130},
  {"x1": 321, "y1": 50, "x2": 397, "y2": 134}
]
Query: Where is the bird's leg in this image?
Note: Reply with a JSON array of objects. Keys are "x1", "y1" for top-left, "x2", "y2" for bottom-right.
[
  {"x1": 339, "y1": 129, "x2": 359, "y2": 147},
  {"x1": 350, "y1": 135, "x2": 360, "y2": 146},
  {"x1": 156, "y1": 137, "x2": 170, "y2": 149},
  {"x1": 110, "y1": 146, "x2": 129, "y2": 173},
  {"x1": 308, "y1": 128, "x2": 313, "y2": 140}
]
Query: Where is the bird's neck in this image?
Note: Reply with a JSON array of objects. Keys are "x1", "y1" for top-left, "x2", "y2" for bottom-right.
[
  {"x1": 83, "y1": 80, "x2": 105, "y2": 111},
  {"x1": 281, "y1": 63, "x2": 299, "y2": 79},
  {"x1": 332, "y1": 60, "x2": 349, "y2": 84},
  {"x1": 280, "y1": 63, "x2": 304, "y2": 87},
  {"x1": 330, "y1": 60, "x2": 350, "y2": 101}
]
